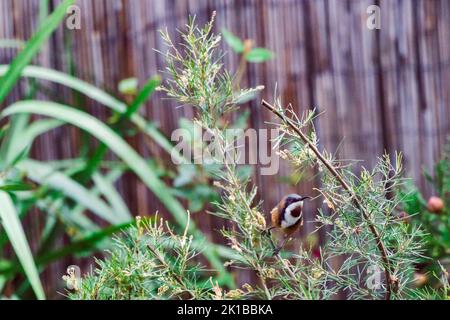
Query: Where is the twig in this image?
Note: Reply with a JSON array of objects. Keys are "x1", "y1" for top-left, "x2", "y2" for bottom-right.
[
  {"x1": 275, "y1": 253, "x2": 297, "y2": 280},
  {"x1": 261, "y1": 99, "x2": 394, "y2": 300}
]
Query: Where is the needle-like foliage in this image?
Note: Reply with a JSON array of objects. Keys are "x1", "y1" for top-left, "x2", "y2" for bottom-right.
[{"x1": 69, "y1": 215, "x2": 217, "y2": 300}]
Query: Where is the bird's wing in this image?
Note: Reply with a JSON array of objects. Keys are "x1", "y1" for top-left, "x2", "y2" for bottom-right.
[{"x1": 270, "y1": 207, "x2": 281, "y2": 227}]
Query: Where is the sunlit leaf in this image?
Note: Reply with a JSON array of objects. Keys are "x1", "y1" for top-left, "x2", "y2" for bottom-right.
[
  {"x1": 0, "y1": 191, "x2": 45, "y2": 299},
  {"x1": 118, "y1": 77, "x2": 138, "y2": 95}
]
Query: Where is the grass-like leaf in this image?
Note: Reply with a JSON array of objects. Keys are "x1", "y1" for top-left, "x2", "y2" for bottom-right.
[
  {"x1": 0, "y1": 0, "x2": 74, "y2": 103},
  {"x1": 0, "y1": 191, "x2": 45, "y2": 299}
]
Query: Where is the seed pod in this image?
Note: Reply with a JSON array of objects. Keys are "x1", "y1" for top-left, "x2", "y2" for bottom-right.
[{"x1": 427, "y1": 196, "x2": 444, "y2": 213}]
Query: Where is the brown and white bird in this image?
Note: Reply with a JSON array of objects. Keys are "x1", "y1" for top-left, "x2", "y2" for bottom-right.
[{"x1": 267, "y1": 194, "x2": 311, "y2": 254}]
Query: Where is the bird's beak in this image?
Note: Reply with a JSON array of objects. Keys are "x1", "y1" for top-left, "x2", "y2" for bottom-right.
[{"x1": 300, "y1": 196, "x2": 312, "y2": 201}]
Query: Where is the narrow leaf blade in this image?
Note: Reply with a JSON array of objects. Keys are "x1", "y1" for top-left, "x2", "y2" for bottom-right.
[
  {"x1": 0, "y1": 0, "x2": 74, "y2": 103},
  {"x1": 0, "y1": 191, "x2": 45, "y2": 299}
]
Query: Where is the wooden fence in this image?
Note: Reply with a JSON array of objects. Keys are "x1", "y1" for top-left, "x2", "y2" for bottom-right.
[{"x1": 0, "y1": 0, "x2": 449, "y2": 297}]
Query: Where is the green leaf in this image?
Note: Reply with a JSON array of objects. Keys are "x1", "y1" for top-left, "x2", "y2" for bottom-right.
[
  {"x1": 0, "y1": 221, "x2": 136, "y2": 276},
  {"x1": 35, "y1": 190, "x2": 99, "y2": 233},
  {"x1": 236, "y1": 165, "x2": 254, "y2": 180},
  {"x1": 118, "y1": 77, "x2": 138, "y2": 95},
  {"x1": 245, "y1": 48, "x2": 274, "y2": 63},
  {"x1": 0, "y1": 114, "x2": 30, "y2": 169},
  {"x1": 0, "y1": 191, "x2": 45, "y2": 299},
  {"x1": 24, "y1": 119, "x2": 64, "y2": 145},
  {"x1": 222, "y1": 29, "x2": 244, "y2": 53},
  {"x1": 0, "y1": 182, "x2": 34, "y2": 192},
  {"x1": 0, "y1": 0, "x2": 74, "y2": 103},
  {"x1": 232, "y1": 110, "x2": 250, "y2": 129},
  {"x1": 174, "y1": 164, "x2": 197, "y2": 187},
  {"x1": 188, "y1": 198, "x2": 205, "y2": 213}
]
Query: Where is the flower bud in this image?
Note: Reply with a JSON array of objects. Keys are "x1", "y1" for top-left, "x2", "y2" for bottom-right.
[{"x1": 427, "y1": 196, "x2": 444, "y2": 213}]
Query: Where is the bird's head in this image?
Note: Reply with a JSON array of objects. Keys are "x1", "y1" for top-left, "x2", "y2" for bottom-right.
[
  {"x1": 285, "y1": 194, "x2": 311, "y2": 204},
  {"x1": 279, "y1": 194, "x2": 311, "y2": 218}
]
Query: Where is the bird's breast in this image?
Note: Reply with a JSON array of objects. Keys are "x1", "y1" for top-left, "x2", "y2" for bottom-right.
[{"x1": 281, "y1": 201, "x2": 303, "y2": 228}]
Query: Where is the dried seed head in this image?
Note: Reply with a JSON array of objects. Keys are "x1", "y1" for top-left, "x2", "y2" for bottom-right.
[
  {"x1": 213, "y1": 180, "x2": 224, "y2": 189},
  {"x1": 225, "y1": 289, "x2": 244, "y2": 299},
  {"x1": 136, "y1": 216, "x2": 144, "y2": 238},
  {"x1": 229, "y1": 236, "x2": 242, "y2": 253},
  {"x1": 312, "y1": 267, "x2": 324, "y2": 279},
  {"x1": 263, "y1": 268, "x2": 278, "y2": 279},
  {"x1": 243, "y1": 39, "x2": 253, "y2": 55},
  {"x1": 210, "y1": 278, "x2": 223, "y2": 300},
  {"x1": 224, "y1": 260, "x2": 234, "y2": 267},
  {"x1": 158, "y1": 285, "x2": 169, "y2": 296},
  {"x1": 254, "y1": 210, "x2": 267, "y2": 230},
  {"x1": 323, "y1": 198, "x2": 335, "y2": 210},
  {"x1": 242, "y1": 283, "x2": 254, "y2": 293}
]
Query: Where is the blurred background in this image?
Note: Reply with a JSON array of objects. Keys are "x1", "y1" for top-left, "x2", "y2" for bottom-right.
[{"x1": 0, "y1": 0, "x2": 449, "y2": 298}]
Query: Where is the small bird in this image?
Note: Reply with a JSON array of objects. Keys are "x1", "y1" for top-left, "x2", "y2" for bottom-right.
[{"x1": 266, "y1": 194, "x2": 311, "y2": 254}]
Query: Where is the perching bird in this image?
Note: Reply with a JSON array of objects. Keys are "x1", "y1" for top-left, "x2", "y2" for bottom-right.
[{"x1": 266, "y1": 194, "x2": 311, "y2": 254}]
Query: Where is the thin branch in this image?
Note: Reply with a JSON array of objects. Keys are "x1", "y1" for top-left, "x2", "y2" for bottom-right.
[
  {"x1": 275, "y1": 253, "x2": 297, "y2": 280},
  {"x1": 147, "y1": 243, "x2": 194, "y2": 299},
  {"x1": 261, "y1": 99, "x2": 394, "y2": 300}
]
